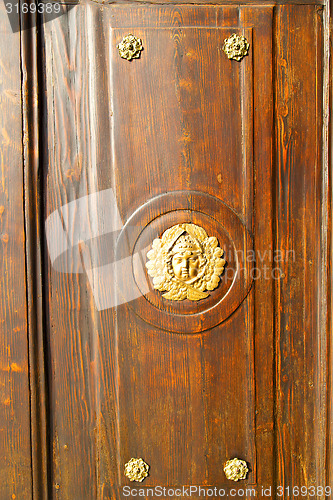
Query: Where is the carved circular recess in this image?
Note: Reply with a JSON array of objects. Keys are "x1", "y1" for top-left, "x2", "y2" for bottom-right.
[{"x1": 116, "y1": 191, "x2": 253, "y2": 334}]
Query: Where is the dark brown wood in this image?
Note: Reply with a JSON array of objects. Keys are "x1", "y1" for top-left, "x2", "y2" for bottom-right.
[
  {"x1": 0, "y1": 1, "x2": 329, "y2": 498},
  {"x1": 0, "y1": 3, "x2": 33, "y2": 499},
  {"x1": 41, "y1": 4, "x2": 275, "y2": 497},
  {"x1": 41, "y1": 7, "x2": 103, "y2": 497},
  {"x1": 107, "y1": 0, "x2": 325, "y2": 3},
  {"x1": 327, "y1": 0, "x2": 333, "y2": 491},
  {"x1": 240, "y1": 6, "x2": 275, "y2": 489},
  {"x1": 58, "y1": 1, "x2": 326, "y2": 6},
  {"x1": 274, "y1": 4, "x2": 327, "y2": 494},
  {"x1": 36, "y1": 1, "x2": 332, "y2": 497},
  {"x1": 21, "y1": 5, "x2": 51, "y2": 499}
]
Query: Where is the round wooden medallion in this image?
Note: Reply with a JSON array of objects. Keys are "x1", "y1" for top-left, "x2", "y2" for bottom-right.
[{"x1": 116, "y1": 191, "x2": 254, "y2": 333}]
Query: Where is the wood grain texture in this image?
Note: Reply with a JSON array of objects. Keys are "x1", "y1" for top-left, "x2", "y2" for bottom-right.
[
  {"x1": 21, "y1": 5, "x2": 51, "y2": 498},
  {"x1": 40, "y1": 4, "x2": 276, "y2": 497},
  {"x1": 240, "y1": 6, "x2": 275, "y2": 489},
  {"x1": 58, "y1": 0, "x2": 326, "y2": 6},
  {"x1": 274, "y1": 4, "x2": 327, "y2": 496},
  {"x1": 0, "y1": 3, "x2": 33, "y2": 499},
  {"x1": 36, "y1": 2, "x2": 330, "y2": 499},
  {"x1": 110, "y1": 7, "x2": 271, "y2": 490},
  {"x1": 42, "y1": 4, "x2": 109, "y2": 497},
  {"x1": 327, "y1": 0, "x2": 332, "y2": 491}
]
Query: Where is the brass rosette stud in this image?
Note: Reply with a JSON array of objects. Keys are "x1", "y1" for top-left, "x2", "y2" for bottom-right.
[
  {"x1": 146, "y1": 223, "x2": 226, "y2": 301},
  {"x1": 224, "y1": 458, "x2": 249, "y2": 481},
  {"x1": 124, "y1": 458, "x2": 149, "y2": 482},
  {"x1": 117, "y1": 34, "x2": 143, "y2": 61},
  {"x1": 223, "y1": 33, "x2": 249, "y2": 61}
]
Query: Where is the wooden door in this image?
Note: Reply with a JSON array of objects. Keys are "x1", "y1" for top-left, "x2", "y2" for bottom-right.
[{"x1": 1, "y1": 0, "x2": 332, "y2": 499}]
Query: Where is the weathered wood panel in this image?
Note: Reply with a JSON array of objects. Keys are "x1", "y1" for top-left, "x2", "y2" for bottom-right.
[
  {"x1": 21, "y1": 7, "x2": 51, "y2": 499},
  {"x1": 58, "y1": 1, "x2": 327, "y2": 6},
  {"x1": 0, "y1": 4, "x2": 33, "y2": 499},
  {"x1": 38, "y1": 2, "x2": 329, "y2": 499},
  {"x1": 42, "y1": 5, "x2": 107, "y2": 497},
  {"x1": 274, "y1": 4, "x2": 327, "y2": 495},
  {"x1": 41, "y1": 4, "x2": 276, "y2": 498}
]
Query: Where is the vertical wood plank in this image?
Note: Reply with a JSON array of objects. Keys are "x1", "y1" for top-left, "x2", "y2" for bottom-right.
[
  {"x1": 0, "y1": 3, "x2": 33, "y2": 499},
  {"x1": 43, "y1": 5, "x2": 101, "y2": 498},
  {"x1": 325, "y1": 0, "x2": 332, "y2": 491},
  {"x1": 37, "y1": 3, "x2": 330, "y2": 499},
  {"x1": 21, "y1": 5, "x2": 51, "y2": 498},
  {"x1": 275, "y1": 4, "x2": 326, "y2": 494},
  {"x1": 111, "y1": 22, "x2": 257, "y2": 487},
  {"x1": 241, "y1": 5, "x2": 275, "y2": 489}
]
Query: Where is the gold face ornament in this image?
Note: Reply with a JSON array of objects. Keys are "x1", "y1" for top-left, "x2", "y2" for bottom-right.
[{"x1": 145, "y1": 224, "x2": 226, "y2": 301}]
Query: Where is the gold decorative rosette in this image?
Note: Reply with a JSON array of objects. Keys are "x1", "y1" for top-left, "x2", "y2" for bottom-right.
[
  {"x1": 223, "y1": 33, "x2": 249, "y2": 61},
  {"x1": 224, "y1": 458, "x2": 249, "y2": 481},
  {"x1": 117, "y1": 34, "x2": 143, "y2": 61},
  {"x1": 124, "y1": 458, "x2": 149, "y2": 482},
  {"x1": 145, "y1": 223, "x2": 226, "y2": 301}
]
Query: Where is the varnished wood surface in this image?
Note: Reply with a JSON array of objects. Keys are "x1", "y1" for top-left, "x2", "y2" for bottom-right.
[
  {"x1": 240, "y1": 6, "x2": 275, "y2": 489},
  {"x1": 0, "y1": 3, "x2": 33, "y2": 499},
  {"x1": 41, "y1": 4, "x2": 274, "y2": 498},
  {"x1": 6, "y1": 1, "x2": 328, "y2": 499},
  {"x1": 21, "y1": 7, "x2": 51, "y2": 500},
  {"x1": 274, "y1": 5, "x2": 327, "y2": 494},
  {"x1": 327, "y1": 0, "x2": 332, "y2": 491},
  {"x1": 58, "y1": 0, "x2": 326, "y2": 6}
]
